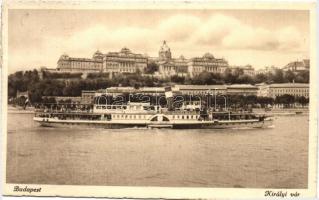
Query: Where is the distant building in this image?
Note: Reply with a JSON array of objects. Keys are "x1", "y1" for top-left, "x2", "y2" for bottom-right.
[
  {"x1": 258, "y1": 83, "x2": 309, "y2": 98},
  {"x1": 57, "y1": 51, "x2": 103, "y2": 72},
  {"x1": 56, "y1": 48, "x2": 148, "y2": 75},
  {"x1": 188, "y1": 53, "x2": 228, "y2": 77},
  {"x1": 54, "y1": 41, "x2": 271, "y2": 78},
  {"x1": 158, "y1": 55, "x2": 189, "y2": 77},
  {"x1": 157, "y1": 41, "x2": 189, "y2": 77},
  {"x1": 155, "y1": 41, "x2": 229, "y2": 77},
  {"x1": 105, "y1": 86, "x2": 178, "y2": 97},
  {"x1": 103, "y1": 47, "x2": 148, "y2": 74},
  {"x1": 226, "y1": 84, "x2": 259, "y2": 96},
  {"x1": 230, "y1": 65, "x2": 255, "y2": 76},
  {"x1": 175, "y1": 85, "x2": 227, "y2": 96},
  {"x1": 100, "y1": 85, "x2": 259, "y2": 97},
  {"x1": 282, "y1": 59, "x2": 310, "y2": 72},
  {"x1": 256, "y1": 66, "x2": 278, "y2": 75}
]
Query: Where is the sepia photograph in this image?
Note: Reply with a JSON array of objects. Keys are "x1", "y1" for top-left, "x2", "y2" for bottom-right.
[{"x1": 1, "y1": 1, "x2": 317, "y2": 199}]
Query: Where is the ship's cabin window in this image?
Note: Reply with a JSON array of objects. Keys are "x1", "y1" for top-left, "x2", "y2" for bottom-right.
[{"x1": 106, "y1": 114, "x2": 112, "y2": 120}]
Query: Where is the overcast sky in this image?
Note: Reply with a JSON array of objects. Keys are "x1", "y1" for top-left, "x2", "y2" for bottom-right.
[{"x1": 8, "y1": 9, "x2": 309, "y2": 73}]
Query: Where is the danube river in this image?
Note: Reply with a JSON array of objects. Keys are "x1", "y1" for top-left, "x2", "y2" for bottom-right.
[{"x1": 6, "y1": 112, "x2": 308, "y2": 188}]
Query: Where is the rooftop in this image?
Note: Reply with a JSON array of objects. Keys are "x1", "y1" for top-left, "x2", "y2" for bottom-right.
[
  {"x1": 269, "y1": 83, "x2": 309, "y2": 88},
  {"x1": 226, "y1": 84, "x2": 258, "y2": 89},
  {"x1": 175, "y1": 85, "x2": 227, "y2": 90}
]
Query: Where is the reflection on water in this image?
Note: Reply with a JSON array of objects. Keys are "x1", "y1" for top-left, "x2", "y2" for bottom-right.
[{"x1": 6, "y1": 113, "x2": 308, "y2": 188}]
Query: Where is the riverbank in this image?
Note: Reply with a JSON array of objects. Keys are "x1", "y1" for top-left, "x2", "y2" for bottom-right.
[
  {"x1": 8, "y1": 105, "x2": 35, "y2": 114},
  {"x1": 7, "y1": 105, "x2": 309, "y2": 116},
  {"x1": 253, "y1": 108, "x2": 309, "y2": 116}
]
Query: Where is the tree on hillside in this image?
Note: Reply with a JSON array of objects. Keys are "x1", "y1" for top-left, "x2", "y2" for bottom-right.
[
  {"x1": 171, "y1": 75, "x2": 185, "y2": 84},
  {"x1": 255, "y1": 73, "x2": 268, "y2": 83},
  {"x1": 237, "y1": 74, "x2": 254, "y2": 84},
  {"x1": 223, "y1": 68, "x2": 236, "y2": 84},
  {"x1": 284, "y1": 70, "x2": 296, "y2": 83},
  {"x1": 144, "y1": 62, "x2": 159, "y2": 74},
  {"x1": 270, "y1": 69, "x2": 285, "y2": 83},
  {"x1": 295, "y1": 71, "x2": 309, "y2": 83},
  {"x1": 191, "y1": 72, "x2": 223, "y2": 85}
]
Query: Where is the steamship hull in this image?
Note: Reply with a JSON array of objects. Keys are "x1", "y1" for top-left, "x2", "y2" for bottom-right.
[{"x1": 33, "y1": 117, "x2": 273, "y2": 129}]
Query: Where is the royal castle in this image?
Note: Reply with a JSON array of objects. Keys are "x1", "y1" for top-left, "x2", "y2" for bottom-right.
[{"x1": 53, "y1": 41, "x2": 254, "y2": 77}]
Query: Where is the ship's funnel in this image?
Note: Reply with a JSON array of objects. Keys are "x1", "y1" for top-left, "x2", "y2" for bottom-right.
[{"x1": 165, "y1": 86, "x2": 174, "y2": 111}]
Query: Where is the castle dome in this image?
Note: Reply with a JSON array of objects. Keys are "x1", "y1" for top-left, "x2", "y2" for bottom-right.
[
  {"x1": 94, "y1": 50, "x2": 102, "y2": 54},
  {"x1": 120, "y1": 47, "x2": 132, "y2": 54},
  {"x1": 159, "y1": 40, "x2": 172, "y2": 60},
  {"x1": 93, "y1": 50, "x2": 103, "y2": 59},
  {"x1": 59, "y1": 53, "x2": 69, "y2": 60},
  {"x1": 160, "y1": 40, "x2": 170, "y2": 52},
  {"x1": 203, "y1": 52, "x2": 215, "y2": 59}
]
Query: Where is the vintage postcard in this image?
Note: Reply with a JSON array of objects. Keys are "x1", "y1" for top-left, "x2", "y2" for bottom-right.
[{"x1": 1, "y1": 0, "x2": 317, "y2": 199}]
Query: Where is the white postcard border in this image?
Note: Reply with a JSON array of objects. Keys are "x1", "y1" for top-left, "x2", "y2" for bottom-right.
[{"x1": 1, "y1": 1, "x2": 317, "y2": 199}]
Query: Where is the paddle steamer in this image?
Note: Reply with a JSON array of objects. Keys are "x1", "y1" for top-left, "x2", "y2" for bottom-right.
[{"x1": 33, "y1": 102, "x2": 273, "y2": 129}]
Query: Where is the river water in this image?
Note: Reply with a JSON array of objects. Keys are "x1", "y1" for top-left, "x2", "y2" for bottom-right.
[{"x1": 6, "y1": 112, "x2": 308, "y2": 188}]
